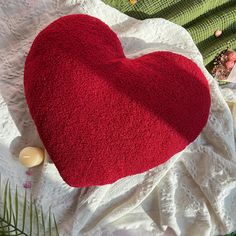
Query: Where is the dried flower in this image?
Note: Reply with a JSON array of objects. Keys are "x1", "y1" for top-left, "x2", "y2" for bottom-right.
[
  {"x1": 23, "y1": 181, "x2": 32, "y2": 189},
  {"x1": 130, "y1": 0, "x2": 137, "y2": 5},
  {"x1": 226, "y1": 60, "x2": 235, "y2": 70},
  {"x1": 25, "y1": 168, "x2": 33, "y2": 176},
  {"x1": 212, "y1": 48, "x2": 236, "y2": 84},
  {"x1": 227, "y1": 51, "x2": 236, "y2": 62}
]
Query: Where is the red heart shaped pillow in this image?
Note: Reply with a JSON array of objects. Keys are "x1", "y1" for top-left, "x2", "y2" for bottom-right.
[{"x1": 24, "y1": 14, "x2": 210, "y2": 187}]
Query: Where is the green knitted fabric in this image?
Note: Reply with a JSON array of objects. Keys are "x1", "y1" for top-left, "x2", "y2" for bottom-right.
[{"x1": 103, "y1": 0, "x2": 236, "y2": 66}]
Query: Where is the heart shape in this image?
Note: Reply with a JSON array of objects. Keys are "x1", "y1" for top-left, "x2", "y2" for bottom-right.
[{"x1": 24, "y1": 14, "x2": 210, "y2": 187}]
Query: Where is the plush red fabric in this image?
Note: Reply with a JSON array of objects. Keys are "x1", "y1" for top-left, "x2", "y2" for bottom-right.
[{"x1": 24, "y1": 14, "x2": 211, "y2": 187}]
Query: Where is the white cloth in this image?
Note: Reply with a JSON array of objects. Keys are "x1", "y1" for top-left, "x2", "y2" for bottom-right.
[{"x1": 0, "y1": 0, "x2": 236, "y2": 235}]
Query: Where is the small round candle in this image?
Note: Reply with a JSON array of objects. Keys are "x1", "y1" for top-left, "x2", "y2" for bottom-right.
[{"x1": 19, "y1": 147, "x2": 44, "y2": 168}]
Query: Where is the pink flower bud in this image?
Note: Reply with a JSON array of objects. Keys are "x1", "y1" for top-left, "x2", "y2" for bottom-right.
[
  {"x1": 23, "y1": 181, "x2": 32, "y2": 189},
  {"x1": 214, "y1": 30, "x2": 222, "y2": 37},
  {"x1": 225, "y1": 60, "x2": 235, "y2": 70},
  {"x1": 227, "y1": 51, "x2": 236, "y2": 62}
]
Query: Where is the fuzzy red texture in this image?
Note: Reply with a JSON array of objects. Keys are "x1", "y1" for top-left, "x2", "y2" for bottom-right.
[{"x1": 24, "y1": 14, "x2": 211, "y2": 187}]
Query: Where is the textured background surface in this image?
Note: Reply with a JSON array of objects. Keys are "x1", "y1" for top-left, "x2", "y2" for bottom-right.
[
  {"x1": 103, "y1": 0, "x2": 236, "y2": 66},
  {"x1": 1, "y1": 0, "x2": 236, "y2": 235}
]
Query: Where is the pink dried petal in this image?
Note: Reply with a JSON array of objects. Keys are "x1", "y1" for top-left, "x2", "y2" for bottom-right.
[
  {"x1": 23, "y1": 181, "x2": 32, "y2": 189},
  {"x1": 227, "y1": 51, "x2": 236, "y2": 62},
  {"x1": 214, "y1": 30, "x2": 222, "y2": 37},
  {"x1": 25, "y1": 169, "x2": 33, "y2": 176},
  {"x1": 225, "y1": 60, "x2": 235, "y2": 70}
]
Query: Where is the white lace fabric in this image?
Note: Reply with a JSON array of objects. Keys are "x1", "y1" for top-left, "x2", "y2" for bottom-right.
[{"x1": 0, "y1": 0, "x2": 236, "y2": 235}]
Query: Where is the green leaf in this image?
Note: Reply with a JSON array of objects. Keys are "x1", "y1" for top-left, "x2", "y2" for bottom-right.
[
  {"x1": 53, "y1": 214, "x2": 60, "y2": 236},
  {"x1": 3, "y1": 181, "x2": 10, "y2": 234},
  {"x1": 0, "y1": 220, "x2": 7, "y2": 236},
  {"x1": 21, "y1": 190, "x2": 27, "y2": 233},
  {"x1": 14, "y1": 187, "x2": 19, "y2": 229},
  {"x1": 34, "y1": 201, "x2": 39, "y2": 236},
  {"x1": 8, "y1": 184, "x2": 12, "y2": 225},
  {"x1": 0, "y1": 176, "x2": 60, "y2": 235},
  {"x1": 48, "y1": 208, "x2": 52, "y2": 236},
  {"x1": 41, "y1": 206, "x2": 46, "y2": 236},
  {"x1": 30, "y1": 195, "x2": 33, "y2": 236},
  {"x1": 3, "y1": 180, "x2": 9, "y2": 221}
]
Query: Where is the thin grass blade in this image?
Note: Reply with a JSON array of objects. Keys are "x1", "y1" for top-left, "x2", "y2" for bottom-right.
[
  {"x1": 48, "y1": 208, "x2": 51, "y2": 236},
  {"x1": 29, "y1": 195, "x2": 33, "y2": 236},
  {"x1": 34, "y1": 201, "x2": 39, "y2": 236},
  {"x1": 41, "y1": 206, "x2": 46, "y2": 236},
  {"x1": 53, "y1": 214, "x2": 59, "y2": 236},
  {"x1": 14, "y1": 187, "x2": 18, "y2": 228},
  {"x1": 21, "y1": 190, "x2": 27, "y2": 232}
]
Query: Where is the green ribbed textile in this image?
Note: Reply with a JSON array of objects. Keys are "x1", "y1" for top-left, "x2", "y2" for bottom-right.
[{"x1": 103, "y1": 0, "x2": 236, "y2": 66}]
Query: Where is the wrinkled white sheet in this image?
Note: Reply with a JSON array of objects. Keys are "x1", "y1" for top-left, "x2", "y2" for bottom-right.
[{"x1": 0, "y1": 0, "x2": 236, "y2": 235}]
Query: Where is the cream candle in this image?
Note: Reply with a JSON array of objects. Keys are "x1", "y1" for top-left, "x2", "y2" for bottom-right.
[{"x1": 19, "y1": 147, "x2": 44, "y2": 168}]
